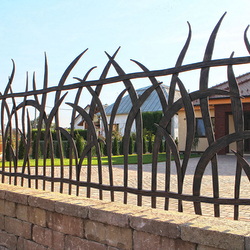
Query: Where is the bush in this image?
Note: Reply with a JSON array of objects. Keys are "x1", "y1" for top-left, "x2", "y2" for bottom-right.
[
  {"x1": 148, "y1": 135, "x2": 153, "y2": 153},
  {"x1": 143, "y1": 136, "x2": 148, "y2": 154},
  {"x1": 159, "y1": 137, "x2": 164, "y2": 153},
  {"x1": 129, "y1": 135, "x2": 134, "y2": 155},
  {"x1": 103, "y1": 139, "x2": 107, "y2": 156},
  {"x1": 18, "y1": 138, "x2": 25, "y2": 160},
  {"x1": 120, "y1": 136, "x2": 124, "y2": 155},
  {"x1": 112, "y1": 136, "x2": 119, "y2": 155},
  {"x1": 75, "y1": 133, "x2": 85, "y2": 156},
  {"x1": 5, "y1": 136, "x2": 11, "y2": 161},
  {"x1": 32, "y1": 133, "x2": 41, "y2": 159},
  {"x1": 142, "y1": 111, "x2": 163, "y2": 135}
]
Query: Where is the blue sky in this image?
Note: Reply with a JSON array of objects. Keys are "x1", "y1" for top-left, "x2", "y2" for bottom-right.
[{"x1": 0, "y1": 0, "x2": 250, "y2": 127}]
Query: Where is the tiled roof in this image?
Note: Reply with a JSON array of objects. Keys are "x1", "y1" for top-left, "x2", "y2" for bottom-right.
[
  {"x1": 105, "y1": 84, "x2": 181, "y2": 115},
  {"x1": 211, "y1": 72, "x2": 250, "y2": 98},
  {"x1": 192, "y1": 72, "x2": 250, "y2": 105}
]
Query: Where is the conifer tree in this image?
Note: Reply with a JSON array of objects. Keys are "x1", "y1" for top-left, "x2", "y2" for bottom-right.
[{"x1": 112, "y1": 136, "x2": 119, "y2": 155}]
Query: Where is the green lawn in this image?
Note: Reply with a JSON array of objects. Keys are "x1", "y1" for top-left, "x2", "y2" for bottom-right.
[{"x1": 1, "y1": 153, "x2": 201, "y2": 167}]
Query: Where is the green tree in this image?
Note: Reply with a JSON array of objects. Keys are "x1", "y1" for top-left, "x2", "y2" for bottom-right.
[
  {"x1": 120, "y1": 136, "x2": 124, "y2": 155},
  {"x1": 148, "y1": 135, "x2": 153, "y2": 153},
  {"x1": 75, "y1": 133, "x2": 84, "y2": 156},
  {"x1": 129, "y1": 135, "x2": 134, "y2": 155},
  {"x1": 143, "y1": 136, "x2": 148, "y2": 154},
  {"x1": 103, "y1": 139, "x2": 107, "y2": 156},
  {"x1": 5, "y1": 136, "x2": 11, "y2": 161},
  {"x1": 32, "y1": 133, "x2": 41, "y2": 159},
  {"x1": 46, "y1": 141, "x2": 51, "y2": 159},
  {"x1": 112, "y1": 136, "x2": 119, "y2": 155},
  {"x1": 159, "y1": 137, "x2": 164, "y2": 153},
  {"x1": 99, "y1": 141, "x2": 103, "y2": 157},
  {"x1": 18, "y1": 138, "x2": 25, "y2": 160},
  {"x1": 55, "y1": 141, "x2": 64, "y2": 158}
]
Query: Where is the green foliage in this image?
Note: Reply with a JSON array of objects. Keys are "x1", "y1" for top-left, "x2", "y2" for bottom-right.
[
  {"x1": 142, "y1": 111, "x2": 163, "y2": 135},
  {"x1": 159, "y1": 137, "x2": 164, "y2": 153},
  {"x1": 120, "y1": 136, "x2": 124, "y2": 155},
  {"x1": 143, "y1": 136, "x2": 148, "y2": 154},
  {"x1": 31, "y1": 129, "x2": 88, "y2": 141},
  {"x1": 112, "y1": 136, "x2": 119, "y2": 156},
  {"x1": 73, "y1": 129, "x2": 87, "y2": 140},
  {"x1": 55, "y1": 141, "x2": 63, "y2": 158},
  {"x1": 129, "y1": 135, "x2": 134, "y2": 155},
  {"x1": 75, "y1": 133, "x2": 85, "y2": 156},
  {"x1": 18, "y1": 138, "x2": 25, "y2": 160},
  {"x1": 131, "y1": 132, "x2": 136, "y2": 141},
  {"x1": 148, "y1": 135, "x2": 153, "y2": 153},
  {"x1": 99, "y1": 141, "x2": 104, "y2": 157},
  {"x1": 103, "y1": 139, "x2": 107, "y2": 156},
  {"x1": 32, "y1": 133, "x2": 41, "y2": 159},
  {"x1": 5, "y1": 136, "x2": 11, "y2": 161},
  {"x1": 65, "y1": 140, "x2": 70, "y2": 158}
]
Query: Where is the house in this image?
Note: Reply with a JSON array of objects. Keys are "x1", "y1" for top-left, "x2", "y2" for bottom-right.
[
  {"x1": 100, "y1": 84, "x2": 181, "y2": 138},
  {"x1": 74, "y1": 105, "x2": 102, "y2": 136},
  {"x1": 178, "y1": 72, "x2": 250, "y2": 154}
]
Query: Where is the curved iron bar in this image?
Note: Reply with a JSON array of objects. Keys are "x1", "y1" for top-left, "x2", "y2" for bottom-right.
[
  {"x1": 66, "y1": 102, "x2": 103, "y2": 199},
  {"x1": 199, "y1": 13, "x2": 226, "y2": 217},
  {"x1": 193, "y1": 131, "x2": 250, "y2": 215},
  {"x1": 67, "y1": 66, "x2": 96, "y2": 195},
  {"x1": 19, "y1": 110, "x2": 32, "y2": 187},
  {"x1": 232, "y1": 150, "x2": 250, "y2": 182},
  {"x1": 54, "y1": 49, "x2": 87, "y2": 193},
  {"x1": 168, "y1": 22, "x2": 192, "y2": 211},
  {"x1": 175, "y1": 77, "x2": 195, "y2": 212},
  {"x1": 244, "y1": 25, "x2": 250, "y2": 54},
  {"x1": 227, "y1": 54, "x2": 244, "y2": 220},
  {"x1": 122, "y1": 83, "x2": 162, "y2": 205},
  {"x1": 9, "y1": 87, "x2": 19, "y2": 185},
  {"x1": 150, "y1": 22, "x2": 192, "y2": 209},
  {"x1": 130, "y1": 60, "x2": 169, "y2": 208},
  {"x1": 105, "y1": 51, "x2": 144, "y2": 206},
  {"x1": 42, "y1": 92, "x2": 68, "y2": 191},
  {"x1": 86, "y1": 48, "x2": 120, "y2": 201},
  {"x1": 34, "y1": 53, "x2": 48, "y2": 190},
  {"x1": 1, "y1": 60, "x2": 15, "y2": 183},
  {"x1": 151, "y1": 87, "x2": 240, "y2": 208}
]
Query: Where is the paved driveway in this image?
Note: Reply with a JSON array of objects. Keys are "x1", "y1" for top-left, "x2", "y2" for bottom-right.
[{"x1": 11, "y1": 154, "x2": 250, "y2": 221}]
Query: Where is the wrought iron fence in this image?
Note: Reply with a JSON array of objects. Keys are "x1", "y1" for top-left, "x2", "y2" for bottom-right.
[{"x1": 1, "y1": 13, "x2": 250, "y2": 220}]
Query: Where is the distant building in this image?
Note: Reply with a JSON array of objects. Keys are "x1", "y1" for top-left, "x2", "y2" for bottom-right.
[
  {"x1": 178, "y1": 72, "x2": 250, "y2": 154},
  {"x1": 74, "y1": 105, "x2": 101, "y2": 136},
  {"x1": 100, "y1": 84, "x2": 181, "y2": 138}
]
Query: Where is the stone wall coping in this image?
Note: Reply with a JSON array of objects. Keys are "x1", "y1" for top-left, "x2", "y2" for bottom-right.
[{"x1": 1, "y1": 183, "x2": 250, "y2": 250}]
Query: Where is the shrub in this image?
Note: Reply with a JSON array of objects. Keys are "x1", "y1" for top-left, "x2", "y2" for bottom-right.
[
  {"x1": 112, "y1": 136, "x2": 119, "y2": 155},
  {"x1": 159, "y1": 137, "x2": 164, "y2": 153},
  {"x1": 32, "y1": 133, "x2": 41, "y2": 159},
  {"x1": 18, "y1": 138, "x2": 25, "y2": 160},
  {"x1": 148, "y1": 135, "x2": 153, "y2": 153},
  {"x1": 129, "y1": 135, "x2": 134, "y2": 155},
  {"x1": 143, "y1": 136, "x2": 148, "y2": 154},
  {"x1": 120, "y1": 136, "x2": 124, "y2": 155},
  {"x1": 75, "y1": 133, "x2": 85, "y2": 156}
]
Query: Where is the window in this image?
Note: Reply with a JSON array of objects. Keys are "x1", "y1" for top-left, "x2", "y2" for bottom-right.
[
  {"x1": 196, "y1": 118, "x2": 206, "y2": 137},
  {"x1": 195, "y1": 117, "x2": 215, "y2": 137}
]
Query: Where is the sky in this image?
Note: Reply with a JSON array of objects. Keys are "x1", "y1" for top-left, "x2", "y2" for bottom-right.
[{"x1": 0, "y1": 0, "x2": 250, "y2": 127}]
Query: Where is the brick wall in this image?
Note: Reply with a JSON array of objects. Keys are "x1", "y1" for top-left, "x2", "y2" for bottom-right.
[{"x1": 0, "y1": 183, "x2": 250, "y2": 250}]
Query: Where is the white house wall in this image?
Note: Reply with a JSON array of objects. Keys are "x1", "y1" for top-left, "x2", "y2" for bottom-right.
[
  {"x1": 100, "y1": 114, "x2": 136, "y2": 137},
  {"x1": 101, "y1": 113, "x2": 178, "y2": 139}
]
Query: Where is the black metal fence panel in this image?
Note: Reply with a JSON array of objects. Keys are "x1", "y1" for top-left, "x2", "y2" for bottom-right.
[{"x1": 1, "y1": 14, "x2": 250, "y2": 220}]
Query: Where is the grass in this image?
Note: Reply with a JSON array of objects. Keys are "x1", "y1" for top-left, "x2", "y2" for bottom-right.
[{"x1": 1, "y1": 153, "x2": 201, "y2": 167}]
